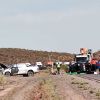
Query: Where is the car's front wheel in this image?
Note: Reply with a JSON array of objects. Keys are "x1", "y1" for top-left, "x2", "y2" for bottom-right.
[{"x1": 5, "y1": 72, "x2": 11, "y2": 76}]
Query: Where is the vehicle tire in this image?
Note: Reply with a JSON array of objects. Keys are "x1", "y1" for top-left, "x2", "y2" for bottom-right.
[
  {"x1": 5, "y1": 72, "x2": 11, "y2": 76},
  {"x1": 27, "y1": 71, "x2": 34, "y2": 77},
  {"x1": 77, "y1": 72, "x2": 80, "y2": 74}
]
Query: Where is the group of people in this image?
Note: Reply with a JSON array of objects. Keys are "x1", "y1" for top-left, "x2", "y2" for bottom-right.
[
  {"x1": 91, "y1": 59, "x2": 100, "y2": 74},
  {"x1": 50, "y1": 62, "x2": 61, "y2": 75}
]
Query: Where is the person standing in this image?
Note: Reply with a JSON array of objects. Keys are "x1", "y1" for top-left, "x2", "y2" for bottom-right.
[
  {"x1": 96, "y1": 60, "x2": 100, "y2": 74},
  {"x1": 91, "y1": 58, "x2": 97, "y2": 72},
  {"x1": 56, "y1": 62, "x2": 61, "y2": 74}
]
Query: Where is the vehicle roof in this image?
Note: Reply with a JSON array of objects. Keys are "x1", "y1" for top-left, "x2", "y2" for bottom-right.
[
  {"x1": 14, "y1": 63, "x2": 31, "y2": 65},
  {"x1": 13, "y1": 63, "x2": 31, "y2": 67},
  {"x1": 76, "y1": 55, "x2": 87, "y2": 57}
]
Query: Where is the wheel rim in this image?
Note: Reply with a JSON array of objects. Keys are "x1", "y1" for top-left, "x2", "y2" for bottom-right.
[
  {"x1": 5, "y1": 72, "x2": 10, "y2": 76},
  {"x1": 28, "y1": 71, "x2": 33, "y2": 76}
]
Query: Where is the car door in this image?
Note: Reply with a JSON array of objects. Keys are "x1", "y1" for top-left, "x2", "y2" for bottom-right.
[
  {"x1": 17, "y1": 64, "x2": 27, "y2": 74},
  {"x1": 11, "y1": 67, "x2": 19, "y2": 75}
]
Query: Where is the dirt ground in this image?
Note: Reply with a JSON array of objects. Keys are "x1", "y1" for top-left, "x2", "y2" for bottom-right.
[{"x1": 0, "y1": 70, "x2": 100, "y2": 100}]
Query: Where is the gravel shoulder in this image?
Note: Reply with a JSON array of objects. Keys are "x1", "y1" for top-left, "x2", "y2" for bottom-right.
[{"x1": 0, "y1": 70, "x2": 100, "y2": 100}]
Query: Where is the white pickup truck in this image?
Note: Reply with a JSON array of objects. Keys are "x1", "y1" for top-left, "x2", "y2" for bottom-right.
[{"x1": 3, "y1": 63, "x2": 39, "y2": 77}]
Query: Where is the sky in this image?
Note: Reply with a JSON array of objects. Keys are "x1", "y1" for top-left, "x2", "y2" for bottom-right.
[{"x1": 0, "y1": 0, "x2": 100, "y2": 53}]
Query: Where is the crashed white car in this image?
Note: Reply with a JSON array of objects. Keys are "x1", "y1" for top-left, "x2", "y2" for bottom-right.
[{"x1": 3, "y1": 63, "x2": 39, "y2": 77}]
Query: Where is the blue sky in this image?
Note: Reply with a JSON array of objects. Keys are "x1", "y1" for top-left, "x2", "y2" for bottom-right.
[{"x1": 0, "y1": 0, "x2": 100, "y2": 53}]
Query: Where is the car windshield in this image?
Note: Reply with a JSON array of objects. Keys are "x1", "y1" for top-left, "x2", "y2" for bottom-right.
[{"x1": 76, "y1": 57, "x2": 87, "y2": 62}]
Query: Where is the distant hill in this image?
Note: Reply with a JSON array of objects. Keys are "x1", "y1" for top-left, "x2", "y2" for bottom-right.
[{"x1": 0, "y1": 48, "x2": 74, "y2": 64}]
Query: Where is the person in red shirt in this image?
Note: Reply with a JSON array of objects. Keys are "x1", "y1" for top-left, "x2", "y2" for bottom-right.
[
  {"x1": 90, "y1": 58, "x2": 97, "y2": 72},
  {"x1": 95, "y1": 60, "x2": 100, "y2": 74}
]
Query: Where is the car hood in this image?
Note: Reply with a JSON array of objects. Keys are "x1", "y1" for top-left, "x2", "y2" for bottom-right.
[{"x1": 0, "y1": 63, "x2": 7, "y2": 69}]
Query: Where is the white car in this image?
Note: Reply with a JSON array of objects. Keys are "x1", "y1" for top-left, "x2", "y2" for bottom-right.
[{"x1": 3, "y1": 63, "x2": 39, "y2": 77}]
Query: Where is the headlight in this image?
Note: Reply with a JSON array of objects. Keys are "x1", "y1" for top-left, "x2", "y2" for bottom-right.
[{"x1": 78, "y1": 64, "x2": 80, "y2": 66}]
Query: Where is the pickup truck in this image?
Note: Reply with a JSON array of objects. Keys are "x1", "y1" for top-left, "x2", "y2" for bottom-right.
[{"x1": 3, "y1": 63, "x2": 39, "y2": 77}]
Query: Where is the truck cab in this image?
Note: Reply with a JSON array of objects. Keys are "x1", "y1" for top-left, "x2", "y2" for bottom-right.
[
  {"x1": 69, "y1": 48, "x2": 93, "y2": 73},
  {"x1": 75, "y1": 54, "x2": 90, "y2": 73},
  {"x1": 74, "y1": 48, "x2": 92, "y2": 73},
  {"x1": 75, "y1": 55, "x2": 88, "y2": 63}
]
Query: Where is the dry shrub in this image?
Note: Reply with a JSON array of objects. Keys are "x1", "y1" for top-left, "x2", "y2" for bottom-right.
[
  {"x1": 89, "y1": 90, "x2": 94, "y2": 94},
  {"x1": 71, "y1": 81, "x2": 80, "y2": 84},
  {"x1": 0, "y1": 75, "x2": 6, "y2": 90},
  {"x1": 41, "y1": 79, "x2": 60, "y2": 100}
]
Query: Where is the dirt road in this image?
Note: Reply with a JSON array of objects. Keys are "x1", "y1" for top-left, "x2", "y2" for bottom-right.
[{"x1": 0, "y1": 70, "x2": 99, "y2": 100}]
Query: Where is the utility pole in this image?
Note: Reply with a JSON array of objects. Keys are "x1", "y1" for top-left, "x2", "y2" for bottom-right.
[
  {"x1": 48, "y1": 54, "x2": 51, "y2": 62},
  {"x1": 48, "y1": 54, "x2": 54, "y2": 74}
]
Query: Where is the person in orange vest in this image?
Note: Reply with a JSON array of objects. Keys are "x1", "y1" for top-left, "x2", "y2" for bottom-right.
[{"x1": 90, "y1": 58, "x2": 97, "y2": 72}]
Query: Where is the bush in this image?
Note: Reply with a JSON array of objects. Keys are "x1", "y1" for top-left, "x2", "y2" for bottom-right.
[
  {"x1": 89, "y1": 90, "x2": 94, "y2": 94},
  {"x1": 61, "y1": 65, "x2": 69, "y2": 72},
  {"x1": 0, "y1": 75, "x2": 6, "y2": 89}
]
